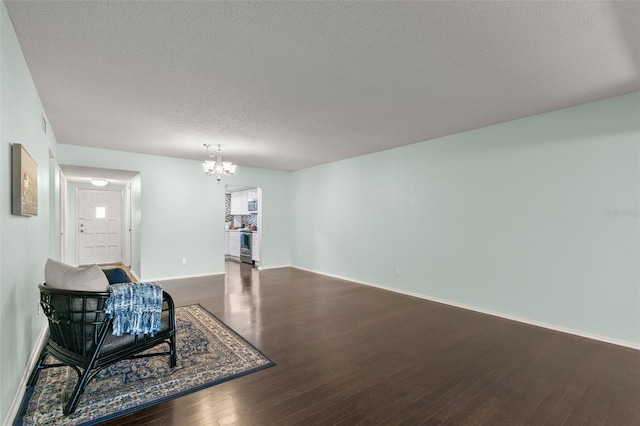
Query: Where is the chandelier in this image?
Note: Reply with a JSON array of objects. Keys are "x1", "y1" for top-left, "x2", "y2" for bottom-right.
[{"x1": 202, "y1": 144, "x2": 237, "y2": 183}]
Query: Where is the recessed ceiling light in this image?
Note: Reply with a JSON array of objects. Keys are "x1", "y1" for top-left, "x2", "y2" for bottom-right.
[{"x1": 90, "y1": 178, "x2": 108, "y2": 187}]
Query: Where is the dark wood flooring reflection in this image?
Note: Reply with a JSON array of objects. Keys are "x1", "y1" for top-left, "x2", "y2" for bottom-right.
[{"x1": 103, "y1": 262, "x2": 640, "y2": 425}]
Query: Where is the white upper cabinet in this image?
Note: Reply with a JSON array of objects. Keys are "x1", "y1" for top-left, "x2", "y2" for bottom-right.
[
  {"x1": 230, "y1": 190, "x2": 250, "y2": 215},
  {"x1": 230, "y1": 188, "x2": 260, "y2": 215},
  {"x1": 240, "y1": 191, "x2": 249, "y2": 214},
  {"x1": 230, "y1": 191, "x2": 242, "y2": 215}
]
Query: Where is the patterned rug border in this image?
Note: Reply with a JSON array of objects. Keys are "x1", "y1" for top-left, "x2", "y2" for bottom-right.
[{"x1": 15, "y1": 304, "x2": 276, "y2": 426}]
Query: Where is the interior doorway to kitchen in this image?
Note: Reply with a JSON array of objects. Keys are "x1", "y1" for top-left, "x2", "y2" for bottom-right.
[{"x1": 224, "y1": 185, "x2": 262, "y2": 269}]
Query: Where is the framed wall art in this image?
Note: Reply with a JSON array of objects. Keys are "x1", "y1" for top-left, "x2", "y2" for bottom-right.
[{"x1": 12, "y1": 143, "x2": 38, "y2": 216}]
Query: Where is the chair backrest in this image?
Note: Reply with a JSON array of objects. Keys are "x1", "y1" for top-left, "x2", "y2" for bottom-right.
[{"x1": 39, "y1": 284, "x2": 112, "y2": 357}]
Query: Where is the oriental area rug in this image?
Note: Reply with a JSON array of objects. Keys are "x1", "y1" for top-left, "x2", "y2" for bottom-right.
[{"x1": 15, "y1": 305, "x2": 275, "y2": 426}]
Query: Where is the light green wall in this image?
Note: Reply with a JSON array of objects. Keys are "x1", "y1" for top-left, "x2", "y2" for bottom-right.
[
  {"x1": 0, "y1": 2, "x2": 59, "y2": 421},
  {"x1": 291, "y1": 92, "x2": 640, "y2": 346},
  {"x1": 57, "y1": 144, "x2": 292, "y2": 279}
]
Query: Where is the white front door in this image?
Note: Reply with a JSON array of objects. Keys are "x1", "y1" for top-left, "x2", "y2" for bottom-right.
[{"x1": 77, "y1": 188, "x2": 122, "y2": 265}]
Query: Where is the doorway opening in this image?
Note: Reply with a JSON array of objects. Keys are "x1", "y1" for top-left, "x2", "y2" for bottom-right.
[
  {"x1": 59, "y1": 165, "x2": 140, "y2": 275},
  {"x1": 224, "y1": 185, "x2": 262, "y2": 269}
]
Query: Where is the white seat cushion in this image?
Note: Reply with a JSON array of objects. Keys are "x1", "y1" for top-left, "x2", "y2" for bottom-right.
[{"x1": 45, "y1": 259, "x2": 110, "y2": 292}]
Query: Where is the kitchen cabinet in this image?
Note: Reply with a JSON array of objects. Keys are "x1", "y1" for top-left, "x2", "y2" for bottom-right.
[
  {"x1": 228, "y1": 231, "x2": 241, "y2": 257},
  {"x1": 224, "y1": 231, "x2": 229, "y2": 255},
  {"x1": 247, "y1": 189, "x2": 257, "y2": 202},
  {"x1": 242, "y1": 192, "x2": 249, "y2": 214},
  {"x1": 252, "y1": 232, "x2": 259, "y2": 262},
  {"x1": 230, "y1": 191, "x2": 242, "y2": 215},
  {"x1": 230, "y1": 191, "x2": 249, "y2": 215},
  {"x1": 230, "y1": 193, "x2": 239, "y2": 214}
]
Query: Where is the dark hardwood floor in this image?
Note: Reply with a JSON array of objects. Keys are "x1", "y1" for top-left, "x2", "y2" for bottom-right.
[{"x1": 103, "y1": 261, "x2": 640, "y2": 425}]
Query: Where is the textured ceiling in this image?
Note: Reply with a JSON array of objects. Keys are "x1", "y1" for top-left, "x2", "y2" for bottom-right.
[{"x1": 5, "y1": 1, "x2": 640, "y2": 172}]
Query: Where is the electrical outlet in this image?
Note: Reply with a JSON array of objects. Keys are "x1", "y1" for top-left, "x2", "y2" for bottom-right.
[
  {"x1": 395, "y1": 267, "x2": 400, "y2": 276},
  {"x1": 182, "y1": 258, "x2": 187, "y2": 265}
]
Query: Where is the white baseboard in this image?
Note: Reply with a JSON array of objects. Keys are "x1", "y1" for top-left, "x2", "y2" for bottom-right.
[
  {"x1": 291, "y1": 266, "x2": 640, "y2": 351},
  {"x1": 259, "y1": 264, "x2": 291, "y2": 271},
  {"x1": 4, "y1": 323, "x2": 48, "y2": 426},
  {"x1": 142, "y1": 271, "x2": 225, "y2": 282}
]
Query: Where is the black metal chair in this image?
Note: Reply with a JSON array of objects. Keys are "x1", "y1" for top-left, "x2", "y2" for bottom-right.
[{"x1": 27, "y1": 283, "x2": 177, "y2": 415}]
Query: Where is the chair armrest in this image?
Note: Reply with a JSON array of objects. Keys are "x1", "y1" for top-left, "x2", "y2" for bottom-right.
[{"x1": 162, "y1": 290, "x2": 176, "y2": 334}]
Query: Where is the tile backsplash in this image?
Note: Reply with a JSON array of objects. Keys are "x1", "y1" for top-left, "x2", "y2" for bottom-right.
[{"x1": 225, "y1": 193, "x2": 231, "y2": 221}]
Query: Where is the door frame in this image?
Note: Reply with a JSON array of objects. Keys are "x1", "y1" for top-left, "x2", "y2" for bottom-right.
[{"x1": 60, "y1": 170, "x2": 67, "y2": 263}]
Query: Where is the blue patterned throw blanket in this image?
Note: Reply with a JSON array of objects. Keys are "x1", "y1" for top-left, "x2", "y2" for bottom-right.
[{"x1": 104, "y1": 282, "x2": 163, "y2": 336}]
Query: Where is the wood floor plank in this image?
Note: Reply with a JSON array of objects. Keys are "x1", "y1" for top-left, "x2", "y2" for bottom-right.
[{"x1": 94, "y1": 263, "x2": 639, "y2": 425}]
